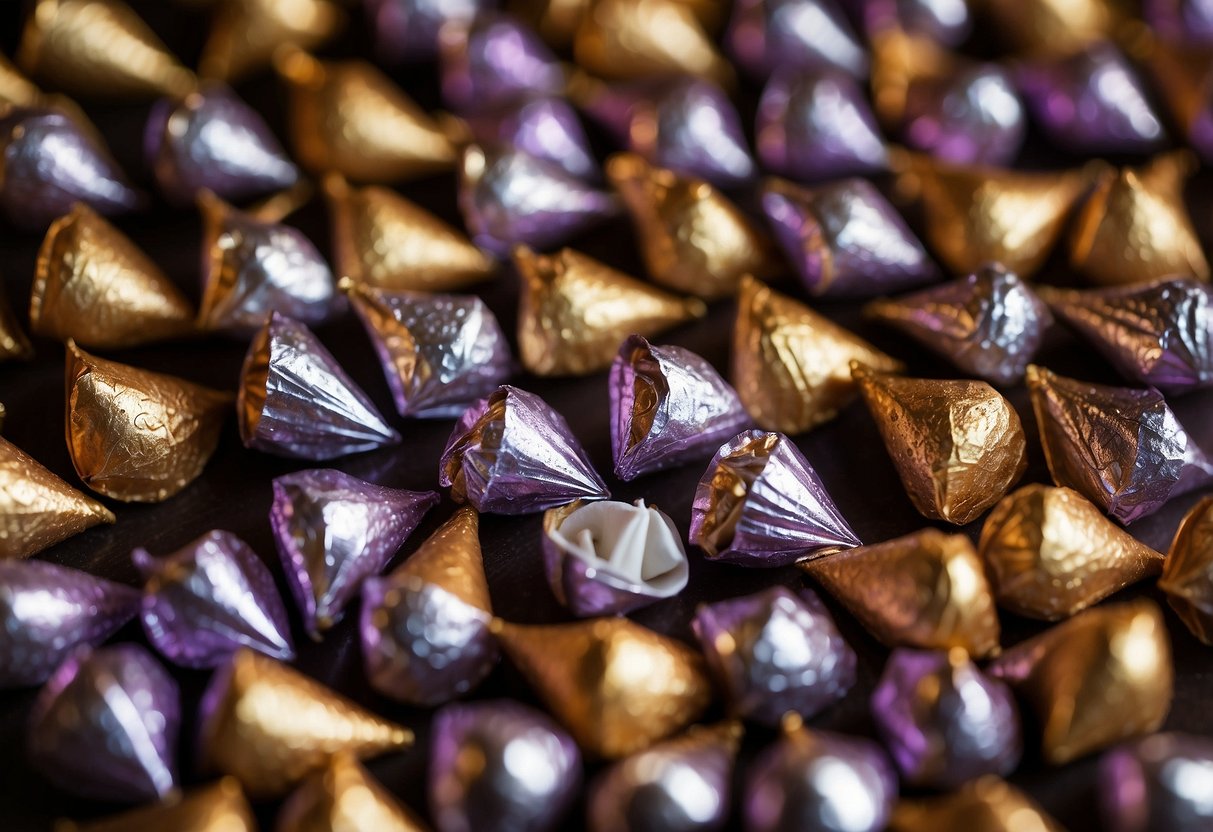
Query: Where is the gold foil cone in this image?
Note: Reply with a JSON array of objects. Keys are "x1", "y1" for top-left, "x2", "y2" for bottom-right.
[
  {"x1": 0, "y1": 433, "x2": 114, "y2": 559},
  {"x1": 65, "y1": 341, "x2": 232, "y2": 503},
  {"x1": 514, "y1": 245, "x2": 707, "y2": 376},
  {"x1": 514, "y1": 0, "x2": 723, "y2": 47},
  {"x1": 871, "y1": 28, "x2": 957, "y2": 126},
  {"x1": 200, "y1": 649, "x2": 413, "y2": 798},
  {"x1": 493, "y1": 616, "x2": 712, "y2": 758},
  {"x1": 1160, "y1": 496, "x2": 1213, "y2": 644},
  {"x1": 1140, "y1": 37, "x2": 1213, "y2": 143},
  {"x1": 889, "y1": 776, "x2": 1066, "y2": 832},
  {"x1": 979, "y1": 0, "x2": 1118, "y2": 56},
  {"x1": 852, "y1": 363, "x2": 1027, "y2": 525},
  {"x1": 988, "y1": 599, "x2": 1173, "y2": 764},
  {"x1": 606, "y1": 153, "x2": 779, "y2": 301},
  {"x1": 801, "y1": 528, "x2": 1001, "y2": 657},
  {"x1": 1069, "y1": 152, "x2": 1209, "y2": 286},
  {"x1": 201, "y1": 0, "x2": 344, "y2": 83},
  {"x1": 978, "y1": 484, "x2": 1165, "y2": 620},
  {"x1": 57, "y1": 778, "x2": 256, "y2": 832},
  {"x1": 278, "y1": 50, "x2": 457, "y2": 183},
  {"x1": 325, "y1": 174, "x2": 494, "y2": 292},
  {"x1": 0, "y1": 289, "x2": 33, "y2": 362},
  {"x1": 18, "y1": 0, "x2": 196, "y2": 99},
  {"x1": 0, "y1": 52, "x2": 44, "y2": 107},
  {"x1": 31, "y1": 204, "x2": 195, "y2": 349},
  {"x1": 390, "y1": 506, "x2": 490, "y2": 613},
  {"x1": 276, "y1": 752, "x2": 429, "y2": 832},
  {"x1": 733, "y1": 276, "x2": 903, "y2": 434}
]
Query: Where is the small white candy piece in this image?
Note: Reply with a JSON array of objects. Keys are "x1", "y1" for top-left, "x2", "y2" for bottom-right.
[{"x1": 547, "y1": 499, "x2": 689, "y2": 594}]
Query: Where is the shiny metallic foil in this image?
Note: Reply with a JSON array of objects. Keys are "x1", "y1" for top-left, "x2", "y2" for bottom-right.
[
  {"x1": 200, "y1": 0, "x2": 343, "y2": 82},
  {"x1": 1143, "y1": 37, "x2": 1213, "y2": 163},
  {"x1": 277, "y1": 752, "x2": 429, "y2": 832},
  {"x1": 58, "y1": 778, "x2": 257, "y2": 832},
  {"x1": 459, "y1": 95, "x2": 598, "y2": 180},
  {"x1": 0, "y1": 290, "x2": 32, "y2": 362},
  {"x1": 513, "y1": 0, "x2": 725, "y2": 49},
  {"x1": 889, "y1": 776, "x2": 1066, "y2": 832},
  {"x1": 727, "y1": 0, "x2": 868, "y2": 80},
  {"x1": 1099, "y1": 733, "x2": 1213, "y2": 832},
  {"x1": 367, "y1": 0, "x2": 492, "y2": 60},
  {"x1": 861, "y1": 0, "x2": 972, "y2": 45},
  {"x1": 66, "y1": 341, "x2": 232, "y2": 503},
  {"x1": 439, "y1": 13, "x2": 564, "y2": 111},
  {"x1": 574, "y1": 0, "x2": 733, "y2": 85},
  {"x1": 1159, "y1": 496, "x2": 1213, "y2": 644},
  {"x1": 981, "y1": 0, "x2": 1118, "y2": 55}
]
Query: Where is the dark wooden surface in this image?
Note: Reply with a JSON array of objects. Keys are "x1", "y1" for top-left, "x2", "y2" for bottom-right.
[{"x1": 1, "y1": 3, "x2": 1212, "y2": 829}]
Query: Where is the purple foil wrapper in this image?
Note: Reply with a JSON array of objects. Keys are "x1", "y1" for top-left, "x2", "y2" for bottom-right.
[
  {"x1": 727, "y1": 0, "x2": 869, "y2": 79},
  {"x1": 0, "y1": 560, "x2": 139, "y2": 689},
  {"x1": 871, "y1": 648, "x2": 1022, "y2": 789},
  {"x1": 689, "y1": 430, "x2": 860, "y2": 567},
  {"x1": 367, "y1": 0, "x2": 492, "y2": 60},
  {"x1": 693, "y1": 586, "x2": 856, "y2": 726},
  {"x1": 462, "y1": 96, "x2": 598, "y2": 180},
  {"x1": 430, "y1": 699, "x2": 581, "y2": 832},
  {"x1": 239, "y1": 311, "x2": 401, "y2": 460},
  {"x1": 1100, "y1": 733, "x2": 1213, "y2": 832},
  {"x1": 0, "y1": 106, "x2": 141, "y2": 230},
  {"x1": 133, "y1": 530, "x2": 295, "y2": 668},
  {"x1": 271, "y1": 468, "x2": 438, "y2": 637},
  {"x1": 28, "y1": 644, "x2": 179, "y2": 802},
  {"x1": 902, "y1": 63, "x2": 1025, "y2": 166},
  {"x1": 756, "y1": 70, "x2": 888, "y2": 181},
  {"x1": 1145, "y1": 0, "x2": 1213, "y2": 44},
  {"x1": 440, "y1": 14, "x2": 565, "y2": 111},
  {"x1": 145, "y1": 84, "x2": 300, "y2": 205},
  {"x1": 859, "y1": 0, "x2": 972, "y2": 45},
  {"x1": 610, "y1": 335, "x2": 750, "y2": 481},
  {"x1": 762, "y1": 177, "x2": 938, "y2": 298},
  {"x1": 439, "y1": 385, "x2": 610, "y2": 514}
]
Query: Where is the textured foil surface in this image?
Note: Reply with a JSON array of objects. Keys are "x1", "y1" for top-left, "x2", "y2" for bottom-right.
[
  {"x1": 1159, "y1": 496, "x2": 1213, "y2": 644},
  {"x1": 889, "y1": 776, "x2": 1066, "y2": 832},
  {"x1": 200, "y1": 0, "x2": 343, "y2": 82},
  {"x1": 727, "y1": 0, "x2": 868, "y2": 79},
  {"x1": 1099, "y1": 733, "x2": 1213, "y2": 832},
  {"x1": 277, "y1": 752, "x2": 429, "y2": 832},
  {"x1": 574, "y1": 0, "x2": 733, "y2": 84},
  {"x1": 439, "y1": 13, "x2": 564, "y2": 111},
  {"x1": 59, "y1": 778, "x2": 257, "y2": 832}
]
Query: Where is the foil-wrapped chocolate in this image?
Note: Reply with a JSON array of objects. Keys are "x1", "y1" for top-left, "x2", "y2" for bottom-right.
[
  {"x1": 145, "y1": 84, "x2": 300, "y2": 205},
  {"x1": 853, "y1": 363, "x2": 1028, "y2": 524},
  {"x1": 460, "y1": 95, "x2": 598, "y2": 180},
  {"x1": 345, "y1": 281, "x2": 512, "y2": 418},
  {"x1": 889, "y1": 776, "x2": 1065, "y2": 831},
  {"x1": 693, "y1": 586, "x2": 856, "y2": 725},
  {"x1": 1145, "y1": 0, "x2": 1213, "y2": 41},
  {"x1": 1069, "y1": 153, "x2": 1209, "y2": 286},
  {"x1": 689, "y1": 430, "x2": 860, "y2": 566},
  {"x1": 367, "y1": 0, "x2": 491, "y2": 60},
  {"x1": 803, "y1": 528, "x2": 1001, "y2": 657},
  {"x1": 199, "y1": 648, "x2": 413, "y2": 797},
  {"x1": 439, "y1": 385, "x2": 610, "y2": 514},
  {"x1": 360, "y1": 506, "x2": 498, "y2": 706},
  {"x1": 983, "y1": 0, "x2": 1118, "y2": 55},
  {"x1": 278, "y1": 752, "x2": 429, "y2": 832},
  {"x1": 0, "y1": 560, "x2": 136, "y2": 688},
  {"x1": 0, "y1": 434, "x2": 115, "y2": 559},
  {"x1": 1144, "y1": 38, "x2": 1213, "y2": 163},
  {"x1": 0, "y1": 52, "x2": 52, "y2": 109},
  {"x1": 1100, "y1": 733, "x2": 1213, "y2": 832},
  {"x1": 325, "y1": 174, "x2": 495, "y2": 293},
  {"x1": 756, "y1": 70, "x2": 888, "y2": 181},
  {"x1": 727, "y1": 0, "x2": 868, "y2": 79},
  {"x1": 494, "y1": 616, "x2": 712, "y2": 758},
  {"x1": 610, "y1": 335, "x2": 749, "y2": 480},
  {"x1": 0, "y1": 107, "x2": 142, "y2": 230},
  {"x1": 59, "y1": 778, "x2": 257, "y2": 832},
  {"x1": 860, "y1": 0, "x2": 972, "y2": 44},
  {"x1": 1029, "y1": 366, "x2": 1213, "y2": 523},
  {"x1": 200, "y1": 0, "x2": 344, "y2": 82},
  {"x1": 238, "y1": 312, "x2": 400, "y2": 460},
  {"x1": 0, "y1": 290, "x2": 33, "y2": 362},
  {"x1": 66, "y1": 341, "x2": 232, "y2": 503},
  {"x1": 515, "y1": 0, "x2": 725, "y2": 48},
  {"x1": 32, "y1": 204, "x2": 193, "y2": 348},
  {"x1": 440, "y1": 13, "x2": 565, "y2": 111},
  {"x1": 515, "y1": 246, "x2": 706, "y2": 377},
  {"x1": 430, "y1": 700, "x2": 581, "y2": 832},
  {"x1": 762, "y1": 177, "x2": 937, "y2": 298},
  {"x1": 607, "y1": 154, "x2": 779, "y2": 300},
  {"x1": 1159, "y1": 496, "x2": 1213, "y2": 644},
  {"x1": 543, "y1": 498, "x2": 689, "y2": 616},
  {"x1": 733, "y1": 276, "x2": 903, "y2": 433},
  {"x1": 864, "y1": 264, "x2": 1050, "y2": 386},
  {"x1": 28, "y1": 644, "x2": 179, "y2": 802},
  {"x1": 988, "y1": 599, "x2": 1173, "y2": 765},
  {"x1": 133, "y1": 530, "x2": 295, "y2": 668},
  {"x1": 872, "y1": 648, "x2": 1021, "y2": 788}
]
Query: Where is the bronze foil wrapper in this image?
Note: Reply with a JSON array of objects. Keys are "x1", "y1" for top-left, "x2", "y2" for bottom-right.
[{"x1": 1160, "y1": 496, "x2": 1213, "y2": 644}]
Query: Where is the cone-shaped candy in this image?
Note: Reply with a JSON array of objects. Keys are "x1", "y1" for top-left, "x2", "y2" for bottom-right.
[
  {"x1": 460, "y1": 95, "x2": 598, "y2": 179},
  {"x1": 66, "y1": 342, "x2": 232, "y2": 502},
  {"x1": 366, "y1": 0, "x2": 491, "y2": 60},
  {"x1": 199, "y1": 649, "x2": 413, "y2": 797},
  {"x1": 1159, "y1": 496, "x2": 1213, "y2": 644},
  {"x1": 515, "y1": 246, "x2": 706, "y2": 376},
  {"x1": 200, "y1": 0, "x2": 343, "y2": 82},
  {"x1": 439, "y1": 13, "x2": 565, "y2": 111},
  {"x1": 0, "y1": 52, "x2": 46, "y2": 108},
  {"x1": 59, "y1": 779, "x2": 257, "y2": 832},
  {"x1": 889, "y1": 777, "x2": 1066, "y2": 832},
  {"x1": 861, "y1": 0, "x2": 973, "y2": 44},
  {"x1": 1143, "y1": 38, "x2": 1213, "y2": 163},
  {"x1": 1099, "y1": 733, "x2": 1213, "y2": 832},
  {"x1": 32, "y1": 204, "x2": 193, "y2": 348},
  {"x1": 278, "y1": 752, "x2": 429, "y2": 832},
  {"x1": 0, "y1": 290, "x2": 33, "y2": 361},
  {"x1": 727, "y1": 0, "x2": 868, "y2": 79},
  {"x1": 574, "y1": 0, "x2": 733, "y2": 85},
  {"x1": 803, "y1": 528, "x2": 1001, "y2": 656},
  {"x1": 983, "y1": 0, "x2": 1117, "y2": 55}
]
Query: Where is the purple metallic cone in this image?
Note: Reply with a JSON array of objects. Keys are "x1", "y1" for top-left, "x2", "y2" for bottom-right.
[
  {"x1": 902, "y1": 63, "x2": 1025, "y2": 165},
  {"x1": 693, "y1": 587, "x2": 856, "y2": 726},
  {"x1": 238, "y1": 311, "x2": 401, "y2": 460},
  {"x1": 1145, "y1": 0, "x2": 1213, "y2": 43},
  {"x1": 462, "y1": 96, "x2": 598, "y2": 180},
  {"x1": 610, "y1": 335, "x2": 750, "y2": 481},
  {"x1": 271, "y1": 468, "x2": 438, "y2": 638},
  {"x1": 745, "y1": 725, "x2": 897, "y2": 832},
  {"x1": 430, "y1": 700, "x2": 581, "y2": 832},
  {"x1": 1016, "y1": 44, "x2": 1166, "y2": 154},
  {"x1": 689, "y1": 430, "x2": 860, "y2": 567},
  {"x1": 1100, "y1": 733, "x2": 1213, "y2": 832},
  {"x1": 133, "y1": 530, "x2": 295, "y2": 668},
  {"x1": 367, "y1": 0, "x2": 492, "y2": 60},
  {"x1": 440, "y1": 14, "x2": 565, "y2": 111},
  {"x1": 145, "y1": 84, "x2": 300, "y2": 205},
  {"x1": 0, "y1": 107, "x2": 141, "y2": 230},
  {"x1": 762, "y1": 177, "x2": 938, "y2": 298},
  {"x1": 756, "y1": 70, "x2": 888, "y2": 181},
  {"x1": 28, "y1": 644, "x2": 179, "y2": 802},
  {"x1": 0, "y1": 560, "x2": 139, "y2": 689},
  {"x1": 727, "y1": 0, "x2": 869, "y2": 80},
  {"x1": 859, "y1": 0, "x2": 972, "y2": 45},
  {"x1": 458, "y1": 145, "x2": 618, "y2": 256},
  {"x1": 864, "y1": 264, "x2": 1051, "y2": 386},
  {"x1": 871, "y1": 648, "x2": 1021, "y2": 789},
  {"x1": 439, "y1": 385, "x2": 610, "y2": 514},
  {"x1": 346, "y1": 283, "x2": 513, "y2": 418}
]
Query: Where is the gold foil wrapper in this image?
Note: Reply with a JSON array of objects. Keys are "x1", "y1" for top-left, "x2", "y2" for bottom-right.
[
  {"x1": 988, "y1": 599, "x2": 1173, "y2": 764},
  {"x1": 201, "y1": 0, "x2": 344, "y2": 83},
  {"x1": 514, "y1": 0, "x2": 723, "y2": 47},
  {"x1": 1141, "y1": 37, "x2": 1213, "y2": 143},
  {"x1": 493, "y1": 616, "x2": 712, "y2": 759},
  {"x1": 276, "y1": 752, "x2": 429, "y2": 832},
  {"x1": 733, "y1": 276, "x2": 903, "y2": 434},
  {"x1": 1160, "y1": 496, "x2": 1213, "y2": 644},
  {"x1": 57, "y1": 778, "x2": 257, "y2": 832},
  {"x1": 393, "y1": 506, "x2": 491, "y2": 613},
  {"x1": 981, "y1": 0, "x2": 1118, "y2": 56},
  {"x1": 889, "y1": 776, "x2": 1067, "y2": 832},
  {"x1": 979, "y1": 484, "x2": 1165, "y2": 620},
  {"x1": 606, "y1": 153, "x2": 779, "y2": 301},
  {"x1": 871, "y1": 27, "x2": 956, "y2": 126},
  {"x1": 65, "y1": 341, "x2": 232, "y2": 503},
  {"x1": 802, "y1": 528, "x2": 1001, "y2": 657},
  {"x1": 0, "y1": 289, "x2": 33, "y2": 362},
  {"x1": 514, "y1": 245, "x2": 706, "y2": 376}
]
